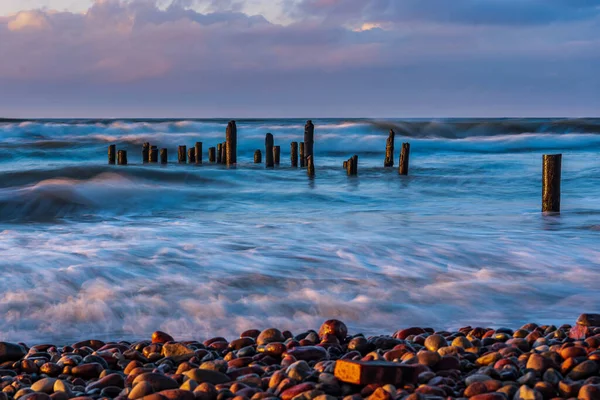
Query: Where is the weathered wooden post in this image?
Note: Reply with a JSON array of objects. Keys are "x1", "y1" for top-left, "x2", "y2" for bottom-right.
[
  {"x1": 216, "y1": 143, "x2": 222, "y2": 164},
  {"x1": 142, "y1": 143, "x2": 150, "y2": 164},
  {"x1": 226, "y1": 120, "x2": 237, "y2": 166},
  {"x1": 150, "y1": 146, "x2": 158, "y2": 163},
  {"x1": 384, "y1": 130, "x2": 395, "y2": 167},
  {"x1": 221, "y1": 142, "x2": 227, "y2": 165},
  {"x1": 108, "y1": 145, "x2": 116, "y2": 165},
  {"x1": 195, "y1": 142, "x2": 202, "y2": 165},
  {"x1": 254, "y1": 150, "x2": 262, "y2": 164},
  {"x1": 273, "y1": 146, "x2": 281, "y2": 166},
  {"x1": 265, "y1": 133, "x2": 274, "y2": 168},
  {"x1": 343, "y1": 160, "x2": 348, "y2": 170},
  {"x1": 542, "y1": 154, "x2": 562, "y2": 213},
  {"x1": 399, "y1": 143, "x2": 410, "y2": 176},
  {"x1": 209, "y1": 147, "x2": 216, "y2": 163},
  {"x1": 352, "y1": 155, "x2": 358, "y2": 175},
  {"x1": 291, "y1": 142, "x2": 298, "y2": 167},
  {"x1": 188, "y1": 148, "x2": 196, "y2": 164},
  {"x1": 178, "y1": 145, "x2": 187, "y2": 163},
  {"x1": 300, "y1": 142, "x2": 305, "y2": 168},
  {"x1": 160, "y1": 148, "x2": 168, "y2": 164},
  {"x1": 307, "y1": 155, "x2": 315, "y2": 177},
  {"x1": 304, "y1": 120, "x2": 314, "y2": 165},
  {"x1": 346, "y1": 158, "x2": 352, "y2": 175},
  {"x1": 117, "y1": 150, "x2": 127, "y2": 165}
]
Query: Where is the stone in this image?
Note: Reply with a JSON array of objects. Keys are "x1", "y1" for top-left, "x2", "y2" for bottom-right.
[
  {"x1": 470, "y1": 394, "x2": 507, "y2": 400},
  {"x1": 452, "y1": 336, "x2": 472, "y2": 348},
  {"x1": 157, "y1": 389, "x2": 195, "y2": 400},
  {"x1": 287, "y1": 361, "x2": 312, "y2": 381},
  {"x1": 132, "y1": 373, "x2": 179, "y2": 392},
  {"x1": 577, "y1": 314, "x2": 600, "y2": 327},
  {"x1": 579, "y1": 384, "x2": 600, "y2": 400},
  {"x1": 0, "y1": 342, "x2": 26, "y2": 362},
  {"x1": 20, "y1": 394, "x2": 52, "y2": 400},
  {"x1": 417, "y1": 350, "x2": 440, "y2": 367},
  {"x1": 526, "y1": 354, "x2": 548, "y2": 373},
  {"x1": 394, "y1": 328, "x2": 426, "y2": 340},
  {"x1": 71, "y1": 363, "x2": 104, "y2": 379},
  {"x1": 465, "y1": 374, "x2": 493, "y2": 386},
  {"x1": 542, "y1": 369, "x2": 562, "y2": 386},
  {"x1": 152, "y1": 331, "x2": 174, "y2": 344},
  {"x1": 569, "y1": 325, "x2": 590, "y2": 340},
  {"x1": 568, "y1": 360, "x2": 599, "y2": 380},
  {"x1": 31, "y1": 378, "x2": 58, "y2": 394},
  {"x1": 280, "y1": 383, "x2": 316, "y2": 400},
  {"x1": 424, "y1": 335, "x2": 447, "y2": 352},
  {"x1": 476, "y1": 352, "x2": 502, "y2": 366},
  {"x1": 184, "y1": 369, "x2": 230, "y2": 385},
  {"x1": 162, "y1": 344, "x2": 195, "y2": 363},
  {"x1": 53, "y1": 380, "x2": 73, "y2": 397},
  {"x1": 86, "y1": 373, "x2": 125, "y2": 391},
  {"x1": 286, "y1": 347, "x2": 328, "y2": 361},
  {"x1": 464, "y1": 382, "x2": 488, "y2": 397},
  {"x1": 514, "y1": 385, "x2": 542, "y2": 400},
  {"x1": 256, "y1": 329, "x2": 285, "y2": 346},
  {"x1": 318, "y1": 320, "x2": 348, "y2": 341},
  {"x1": 334, "y1": 360, "x2": 418, "y2": 386}
]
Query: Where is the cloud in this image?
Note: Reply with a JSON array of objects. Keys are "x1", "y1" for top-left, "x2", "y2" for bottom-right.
[{"x1": 7, "y1": 10, "x2": 50, "y2": 31}]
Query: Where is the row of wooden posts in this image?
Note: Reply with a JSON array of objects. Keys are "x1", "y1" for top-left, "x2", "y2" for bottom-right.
[{"x1": 106, "y1": 120, "x2": 563, "y2": 214}]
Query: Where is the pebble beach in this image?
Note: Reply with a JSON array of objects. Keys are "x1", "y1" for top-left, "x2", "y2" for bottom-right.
[{"x1": 1, "y1": 315, "x2": 600, "y2": 400}]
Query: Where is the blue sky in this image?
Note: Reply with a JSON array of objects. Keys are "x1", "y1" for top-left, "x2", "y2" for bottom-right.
[{"x1": 0, "y1": 0, "x2": 599, "y2": 118}]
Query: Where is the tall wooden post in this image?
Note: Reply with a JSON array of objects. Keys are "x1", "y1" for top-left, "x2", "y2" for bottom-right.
[
  {"x1": 216, "y1": 143, "x2": 222, "y2": 164},
  {"x1": 352, "y1": 155, "x2": 358, "y2": 175},
  {"x1": 265, "y1": 133, "x2": 274, "y2": 168},
  {"x1": 142, "y1": 143, "x2": 150, "y2": 164},
  {"x1": 343, "y1": 160, "x2": 348, "y2": 170},
  {"x1": 188, "y1": 148, "x2": 196, "y2": 164},
  {"x1": 384, "y1": 130, "x2": 395, "y2": 167},
  {"x1": 542, "y1": 154, "x2": 561, "y2": 213},
  {"x1": 150, "y1": 146, "x2": 158, "y2": 163},
  {"x1": 254, "y1": 150, "x2": 262, "y2": 164},
  {"x1": 307, "y1": 155, "x2": 315, "y2": 177},
  {"x1": 300, "y1": 142, "x2": 305, "y2": 168},
  {"x1": 178, "y1": 145, "x2": 187, "y2": 164},
  {"x1": 160, "y1": 148, "x2": 168, "y2": 164},
  {"x1": 108, "y1": 145, "x2": 116, "y2": 165},
  {"x1": 221, "y1": 142, "x2": 227, "y2": 164},
  {"x1": 226, "y1": 121, "x2": 237, "y2": 166},
  {"x1": 291, "y1": 142, "x2": 298, "y2": 167},
  {"x1": 209, "y1": 147, "x2": 216, "y2": 163},
  {"x1": 399, "y1": 143, "x2": 410, "y2": 176},
  {"x1": 117, "y1": 150, "x2": 127, "y2": 165},
  {"x1": 304, "y1": 120, "x2": 314, "y2": 166},
  {"x1": 273, "y1": 146, "x2": 281, "y2": 166},
  {"x1": 195, "y1": 142, "x2": 202, "y2": 165}
]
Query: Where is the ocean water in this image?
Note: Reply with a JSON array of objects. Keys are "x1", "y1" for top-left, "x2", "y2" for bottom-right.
[{"x1": 0, "y1": 118, "x2": 599, "y2": 344}]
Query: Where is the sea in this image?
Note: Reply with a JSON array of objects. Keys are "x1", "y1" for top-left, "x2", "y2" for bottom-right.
[{"x1": 0, "y1": 118, "x2": 599, "y2": 344}]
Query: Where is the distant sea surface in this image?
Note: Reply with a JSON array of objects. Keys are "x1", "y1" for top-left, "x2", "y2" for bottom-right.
[{"x1": 1, "y1": 118, "x2": 599, "y2": 344}]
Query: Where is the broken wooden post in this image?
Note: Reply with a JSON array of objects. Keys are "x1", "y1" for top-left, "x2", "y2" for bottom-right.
[
  {"x1": 160, "y1": 148, "x2": 168, "y2": 164},
  {"x1": 216, "y1": 143, "x2": 222, "y2": 164},
  {"x1": 265, "y1": 133, "x2": 274, "y2": 168},
  {"x1": 188, "y1": 148, "x2": 196, "y2": 164},
  {"x1": 399, "y1": 143, "x2": 410, "y2": 176},
  {"x1": 334, "y1": 360, "x2": 419, "y2": 386},
  {"x1": 273, "y1": 146, "x2": 281, "y2": 166},
  {"x1": 299, "y1": 142, "x2": 305, "y2": 168},
  {"x1": 221, "y1": 142, "x2": 227, "y2": 164},
  {"x1": 195, "y1": 142, "x2": 202, "y2": 165},
  {"x1": 304, "y1": 120, "x2": 314, "y2": 166},
  {"x1": 542, "y1": 154, "x2": 562, "y2": 213},
  {"x1": 352, "y1": 155, "x2": 358, "y2": 175},
  {"x1": 307, "y1": 155, "x2": 315, "y2": 177},
  {"x1": 343, "y1": 160, "x2": 348, "y2": 170},
  {"x1": 291, "y1": 142, "x2": 298, "y2": 167},
  {"x1": 108, "y1": 145, "x2": 116, "y2": 165},
  {"x1": 226, "y1": 120, "x2": 237, "y2": 166},
  {"x1": 254, "y1": 150, "x2": 262, "y2": 164},
  {"x1": 178, "y1": 145, "x2": 187, "y2": 164},
  {"x1": 117, "y1": 150, "x2": 127, "y2": 165},
  {"x1": 150, "y1": 146, "x2": 158, "y2": 163},
  {"x1": 384, "y1": 130, "x2": 395, "y2": 167},
  {"x1": 208, "y1": 147, "x2": 216, "y2": 163},
  {"x1": 142, "y1": 142, "x2": 150, "y2": 164}
]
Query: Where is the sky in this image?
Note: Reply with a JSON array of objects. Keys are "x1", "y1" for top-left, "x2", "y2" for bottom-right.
[{"x1": 0, "y1": 0, "x2": 599, "y2": 118}]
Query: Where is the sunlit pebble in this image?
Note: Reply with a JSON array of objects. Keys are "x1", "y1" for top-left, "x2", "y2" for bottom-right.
[{"x1": 0, "y1": 316, "x2": 599, "y2": 400}]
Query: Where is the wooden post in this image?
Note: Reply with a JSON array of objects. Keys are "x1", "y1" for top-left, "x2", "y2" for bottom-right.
[
  {"x1": 216, "y1": 143, "x2": 222, "y2": 164},
  {"x1": 273, "y1": 146, "x2": 281, "y2": 166},
  {"x1": 117, "y1": 150, "x2": 127, "y2": 165},
  {"x1": 343, "y1": 160, "x2": 348, "y2": 170},
  {"x1": 178, "y1": 145, "x2": 187, "y2": 164},
  {"x1": 142, "y1": 143, "x2": 150, "y2": 164},
  {"x1": 208, "y1": 147, "x2": 216, "y2": 163},
  {"x1": 352, "y1": 155, "x2": 358, "y2": 175},
  {"x1": 542, "y1": 154, "x2": 561, "y2": 213},
  {"x1": 300, "y1": 142, "x2": 305, "y2": 168},
  {"x1": 307, "y1": 155, "x2": 315, "y2": 177},
  {"x1": 254, "y1": 150, "x2": 262, "y2": 164},
  {"x1": 160, "y1": 148, "x2": 168, "y2": 164},
  {"x1": 304, "y1": 120, "x2": 314, "y2": 166},
  {"x1": 226, "y1": 121, "x2": 237, "y2": 166},
  {"x1": 291, "y1": 142, "x2": 298, "y2": 167},
  {"x1": 221, "y1": 142, "x2": 227, "y2": 165},
  {"x1": 188, "y1": 148, "x2": 196, "y2": 164},
  {"x1": 399, "y1": 143, "x2": 410, "y2": 176},
  {"x1": 265, "y1": 133, "x2": 274, "y2": 168},
  {"x1": 108, "y1": 145, "x2": 116, "y2": 165},
  {"x1": 384, "y1": 130, "x2": 395, "y2": 167},
  {"x1": 195, "y1": 142, "x2": 202, "y2": 165},
  {"x1": 150, "y1": 146, "x2": 158, "y2": 163}
]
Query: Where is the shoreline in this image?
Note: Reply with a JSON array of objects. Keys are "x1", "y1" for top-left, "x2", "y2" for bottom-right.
[{"x1": 1, "y1": 315, "x2": 599, "y2": 400}]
